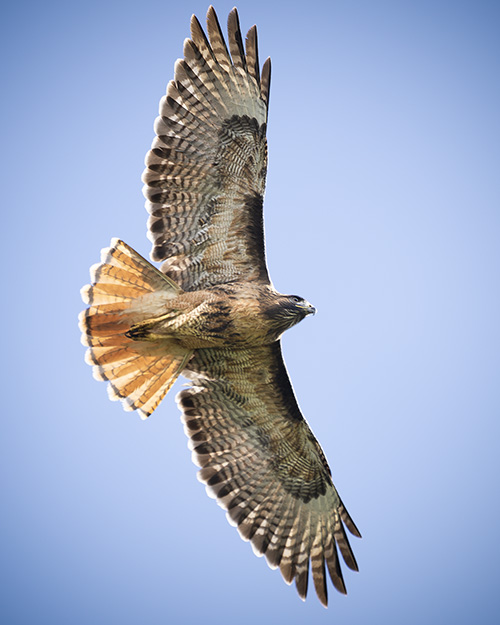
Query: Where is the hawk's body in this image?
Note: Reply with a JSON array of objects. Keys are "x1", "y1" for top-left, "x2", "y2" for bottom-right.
[
  {"x1": 126, "y1": 281, "x2": 307, "y2": 348},
  {"x1": 79, "y1": 6, "x2": 360, "y2": 607}
]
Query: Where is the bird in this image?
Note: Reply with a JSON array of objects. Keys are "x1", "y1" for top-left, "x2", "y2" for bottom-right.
[{"x1": 79, "y1": 5, "x2": 360, "y2": 607}]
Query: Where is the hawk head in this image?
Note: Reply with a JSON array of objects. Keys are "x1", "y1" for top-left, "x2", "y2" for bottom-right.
[
  {"x1": 284, "y1": 295, "x2": 316, "y2": 320},
  {"x1": 264, "y1": 293, "x2": 316, "y2": 340}
]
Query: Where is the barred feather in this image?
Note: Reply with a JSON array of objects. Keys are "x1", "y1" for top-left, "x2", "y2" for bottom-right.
[
  {"x1": 177, "y1": 343, "x2": 360, "y2": 607},
  {"x1": 143, "y1": 6, "x2": 271, "y2": 290}
]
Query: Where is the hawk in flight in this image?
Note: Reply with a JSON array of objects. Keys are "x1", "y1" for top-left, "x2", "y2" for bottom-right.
[{"x1": 79, "y1": 6, "x2": 360, "y2": 606}]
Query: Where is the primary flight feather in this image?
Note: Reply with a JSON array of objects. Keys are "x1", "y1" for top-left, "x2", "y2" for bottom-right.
[{"x1": 79, "y1": 6, "x2": 360, "y2": 606}]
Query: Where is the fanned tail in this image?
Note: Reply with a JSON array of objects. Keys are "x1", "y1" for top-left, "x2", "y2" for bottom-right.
[{"x1": 79, "y1": 238, "x2": 192, "y2": 418}]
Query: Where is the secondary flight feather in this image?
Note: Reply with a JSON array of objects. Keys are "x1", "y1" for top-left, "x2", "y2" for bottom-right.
[{"x1": 79, "y1": 6, "x2": 360, "y2": 606}]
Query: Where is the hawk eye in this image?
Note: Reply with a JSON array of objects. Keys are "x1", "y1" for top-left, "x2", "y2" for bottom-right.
[{"x1": 291, "y1": 296, "x2": 301, "y2": 303}]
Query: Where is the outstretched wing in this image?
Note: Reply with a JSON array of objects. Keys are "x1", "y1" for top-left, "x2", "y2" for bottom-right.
[
  {"x1": 177, "y1": 343, "x2": 361, "y2": 607},
  {"x1": 143, "y1": 6, "x2": 271, "y2": 291}
]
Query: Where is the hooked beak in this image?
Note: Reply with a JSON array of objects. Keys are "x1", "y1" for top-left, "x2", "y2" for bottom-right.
[{"x1": 303, "y1": 301, "x2": 316, "y2": 316}]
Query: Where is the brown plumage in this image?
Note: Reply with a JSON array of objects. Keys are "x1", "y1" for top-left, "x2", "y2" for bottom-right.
[{"x1": 79, "y1": 6, "x2": 360, "y2": 607}]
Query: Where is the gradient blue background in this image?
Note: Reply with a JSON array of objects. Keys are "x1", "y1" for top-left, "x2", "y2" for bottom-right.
[{"x1": 2, "y1": 0, "x2": 499, "y2": 623}]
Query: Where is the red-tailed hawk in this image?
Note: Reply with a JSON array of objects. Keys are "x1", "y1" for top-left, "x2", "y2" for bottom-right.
[{"x1": 79, "y1": 6, "x2": 360, "y2": 606}]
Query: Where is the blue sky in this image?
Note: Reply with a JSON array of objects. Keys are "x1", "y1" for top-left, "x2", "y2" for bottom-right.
[{"x1": 1, "y1": 0, "x2": 499, "y2": 623}]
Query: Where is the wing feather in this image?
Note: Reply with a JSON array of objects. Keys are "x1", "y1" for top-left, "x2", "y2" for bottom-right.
[
  {"x1": 227, "y1": 8, "x2": 247, "y2": 71},
  {"x1": 205, "y1": 6, "x2": 232, "y2": 69},
  {"x1": 177, "y1": 343, "x2": 360, "y2": 606},
  {"x1": 294, "y1": 510, "x2": 311, "y2": 600},
  {"x1": 245, "y1": 25, "x2": 260, "y2": 86},
  {"x1": 260, "y1": 57, "x2": 271, "y2": 111},
  {"x1": 325, "y1": 530, "x2": 347, "y2": 594},
  {"x1": 311, "y1": 515, "x2": 328, "y2": 606}
]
